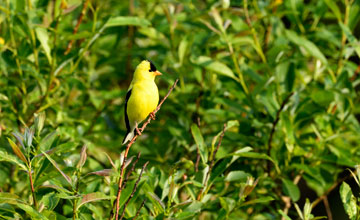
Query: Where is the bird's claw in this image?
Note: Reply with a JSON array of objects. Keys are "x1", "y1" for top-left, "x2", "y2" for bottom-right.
[
  {"x1": 135, "y1": 126, "x2": 142, "y2": 136},
  {"x1": 135, "y1": 122, "x2": 143, "y2": 135},
  {"x1": 149, "y1": 112, "x2": 156, "y2": 120}
]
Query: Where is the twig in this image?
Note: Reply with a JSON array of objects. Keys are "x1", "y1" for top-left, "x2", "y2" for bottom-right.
[
  {"x1": 323, "y1": 196, "x2": 333, "y2": 220},
  {"x1": 195, "y1": 147, "x2": 200, "y2": 173},
  {"x1": 132, "y1": 199, "x2": 146, "y2": 220},
  {"x1": 28, "y1": 167, "x2": 37, "y2": 209},
  {"x1": 200, "y1": 123, "x2": 227, "y2": 199},
  {"x1": 311, "y1": 174, "x2": 351, "y2": 208},
  {"x1": 121, "y1": 152, "x2": 141, "y2": 190},
  {"x1": 119, "y1": 162, "x2": 149, "y2": 220},
  {"x1": 267, "y1": 92, "x2": 293, "y2": 173},
  {"x1": 64, "y1": 0, "x2": 90, "y2": 55},
  {"x1": 111, "y1": 79, "x2": 179, "y2": 220}
]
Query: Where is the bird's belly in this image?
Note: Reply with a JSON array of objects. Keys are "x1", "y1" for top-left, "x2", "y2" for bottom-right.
[{"x1": 127, "y1": 88, "x2": 158, "y2": 124}]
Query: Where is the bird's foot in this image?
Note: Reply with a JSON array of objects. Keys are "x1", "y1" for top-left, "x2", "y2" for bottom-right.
[
  {"x1": 149, "y1": 112, "x2": 156, "y2": 120},
  {"x1": 135, "y1": 123, "x2": 142, "y2": 135}
]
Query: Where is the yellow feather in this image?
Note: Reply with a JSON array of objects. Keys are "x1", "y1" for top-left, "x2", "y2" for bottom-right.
[{"x1": 122, "y1": 60, "x2": 160, "y2": 144}]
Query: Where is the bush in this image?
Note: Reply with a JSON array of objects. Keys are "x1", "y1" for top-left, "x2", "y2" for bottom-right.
[{"x1": 1, "y1": 0, "x2": 360, "y2": 219}]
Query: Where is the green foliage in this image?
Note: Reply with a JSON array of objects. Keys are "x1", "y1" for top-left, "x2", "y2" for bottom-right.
[{"x1": 1, "y1": 0, "x2": 360, "y2": 219}]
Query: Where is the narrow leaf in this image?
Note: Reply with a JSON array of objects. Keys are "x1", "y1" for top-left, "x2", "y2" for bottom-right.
[
  {"x1": 282, "y1": 179, "x2": 300, "y2": 202},
  {"x1": 35, "y1": 27, "x2": 52, "y2": 63},
  {"x1": 77, "y1": 145, "x2": 87, "y2": 169},
  {"x1": 41, "y1": 151, "x2": 72, "y2": 186},
  {"x1": 178, "y1": 37, "x2": 188, "y2": 65},
  {"x1": 77, "y1": 192, "x2": 112, "y2": 209},
  {"x1": 39, "y1": 131, "x2": 58, "y2": 152},
  {"x1": 191, "y1": 124, "x2": 207, "y2": 164},
  {"x1": 86, "y1": 169, "x2": 113, "y2": 177},
  {"x1": 0, "y1": 149, "x2": 27, "y2": 170},
  {"x1": 192, "y1": 56, "x2": 237, "y2": 80},
  {"x1": 324, "y1": 0, "x2": 342, "y2": 21},
  {"x1": 7, "y1": 138, "x2": 27, "y2": 164},
  {"x1": 105, "y1": 16, "x2": 151, "y2": 27},
  {"x1": 340, "y1": 182, "x2": 357, "y2": 220},
  {"x1": 285, "y1": 30, "x2": 327, "y2": 64}
]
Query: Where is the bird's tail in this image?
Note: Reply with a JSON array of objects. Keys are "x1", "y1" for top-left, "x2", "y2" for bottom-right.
[{"x1": 122, "y1": 129, "x2": 135, "y2": 145}]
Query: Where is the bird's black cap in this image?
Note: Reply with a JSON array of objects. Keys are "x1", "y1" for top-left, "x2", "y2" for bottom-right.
[{"x1": 147, "y1": 59, "x2": 157, "y2": 72}]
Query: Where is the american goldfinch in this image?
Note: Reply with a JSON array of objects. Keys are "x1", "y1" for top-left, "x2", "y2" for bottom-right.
[{"x1": 122, "y1": 60, "x2": 162, "y2": 145}]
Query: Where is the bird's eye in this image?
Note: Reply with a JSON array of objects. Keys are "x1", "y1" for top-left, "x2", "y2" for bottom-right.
[{"x1": 148, "y1": 60, "x2": 157, "y2": 72}]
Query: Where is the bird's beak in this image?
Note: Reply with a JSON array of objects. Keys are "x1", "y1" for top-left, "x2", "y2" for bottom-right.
[{"x1": 154, "y1": 70, "x2": 162, "y2": 76}]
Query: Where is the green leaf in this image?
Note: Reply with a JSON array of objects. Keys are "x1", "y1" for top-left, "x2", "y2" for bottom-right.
[
  {"x1": 224, "y1": 171, "x2": 250, "y2": 182},
  {"x1": 76, "y1": 145, "x2": 87, "y2": 169},
  {"x1": 77, "y1": 192, "x2": 112, "y2": 209},
  {"x1": 0, "y1": 192, "x2": 23, "y2": 204},
  {"x1": 191, "y1": 56, "x2": 237, "y2": 80},
  {"x1": 0, "y1": 93, "x2": 8, "y2": 101},
  {"x1": 278, "y1": 209, "x2": 292, "y2": 220},
  {"x1": 340, "y1": 182, "x2": 357, "y2": 220},
  {"x1": 285, "y1": 30, "x2": 327, "y2": 64},
  {"x1": 311, "y1": 90, "x2": 334, "y2": 107},
  {"x1": 178, "y1": 37, "x2": 188, "y2": 65},
  {"x1": 282, "y1": 179, "x2": 300, "y2": 202},
  {"x1": 0, "y1": 149, "x2": 27, "y2": 170},
  {"x1": 105, "y1": 16, "x2": 151, "y2": 27},
  {"x1": 219, "y1": 197, "x2": 235, "y2": 213},
  {"x1": 286, "y1": 62, "x2": 295, "y2": 92},
  {"x1": 339, "y1": 22, "x2": 360, "y2": 58},
  {"x1": 16, "y1": 203, "x2": 49, "y2": 220},
  {"x1": 241, "y1": 196, "x2": 274, "y2": 206},
  {"x1": 39, "y1": 131, "x2": 58, "y2": 152},
  {"x1": 35, "y1": 27, "x2": 52, "y2": 63},
  {"x1": 324, "y1": 0, "x2": 342, "y2": 21},
  {"x1": 7, "y1": 138, "x2": 27, "y2": 164},
  {"x1": 34, "y1": 112, "x2": 46, "y2": 136},
  {"x1": 41, "y1": 151, "x2": 72, "y2": 186},
  {"x1": 191, "y1": 124, "x2": 207, "y2": 164},
  {"x1": 40, "y1": 192, "x2": 60, "y2": 211}
]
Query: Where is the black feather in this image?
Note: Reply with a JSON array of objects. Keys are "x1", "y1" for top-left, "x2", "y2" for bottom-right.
[
  {"x1": 124, "y1": 89, "x2": 132, "y2": 135},
  {"x1": 147, "y1": 60, "x2": 157, "y2": 72}
]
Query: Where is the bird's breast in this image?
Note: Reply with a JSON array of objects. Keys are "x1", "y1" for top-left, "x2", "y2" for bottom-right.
[{"x1": 127, "y1": 82, "x2": 159, "y2": 124}]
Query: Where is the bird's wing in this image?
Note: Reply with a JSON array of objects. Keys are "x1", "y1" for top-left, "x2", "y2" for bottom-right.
[{"x1": 124, "y1": 89, "x2": 132, "y2": 132}]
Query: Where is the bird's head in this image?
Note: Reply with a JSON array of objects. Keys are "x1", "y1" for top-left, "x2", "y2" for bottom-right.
[{"x1": 133, "y1": 60, "x2": 162, "y2": 81}]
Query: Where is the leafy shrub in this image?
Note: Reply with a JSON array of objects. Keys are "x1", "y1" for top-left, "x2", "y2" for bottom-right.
[{"x1": 1, "y1": 0, "x2": 360, "y2": 219}]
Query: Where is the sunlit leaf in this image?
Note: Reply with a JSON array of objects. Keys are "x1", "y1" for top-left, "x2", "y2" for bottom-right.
[
  {"x1": 340, "y1": 182, "x2": 357, "y2": 220},
  {"x1": 41, "y1": 151, "x2": 72, "y2": 186},
  {"x1": 35, "y1": 27, "x2": 52, "y2": 63},
  {"x1": 7, "y1": 138, "x2": 27, "y2": 164},
  {"x1": 105, "y1": 16, "x2": 151, "y2": 27},
  {"x1": 191, "y1": 124, "x2": 207, "y2": 164},
  {"x1": 285, "y1": 30, "x2": 327, "y2": 64}
]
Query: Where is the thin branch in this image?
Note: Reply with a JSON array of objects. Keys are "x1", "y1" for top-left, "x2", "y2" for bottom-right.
[
  {"x1": 195, "y1": 147, "x2": 200, "y2": 173},
  {"x1": 111, "y1": 79, "x2": 179, "y2": 220},
  {"x1": 132, "y1": 199, "x2": 146, "y2": 220},
  {"x1": 323, "y1": 196, "x2": 333, "y2": 220},
  {"x1": 311, "y1": 174, "x2": 351, "y2": 208},
  {"x1": 64, "y1": 0, "x2": 90, "y2": 55},
  {"x1": 121, "y1": 152, "x2": 141, "y2": 190},
  {"x1": 119, "y1": 162, "x2": 149, "y2": 220},
  {"x1": 267, "y1": 92, "x2": 293, "y2": 173},
  {"x1": 28, "y1": 167, "x2": 37, "y2": 209}
]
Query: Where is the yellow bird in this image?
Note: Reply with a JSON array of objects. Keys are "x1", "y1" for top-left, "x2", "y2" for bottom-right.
[{"x1": 122, "y1": 60, "x2": 162, "y2": 145}]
